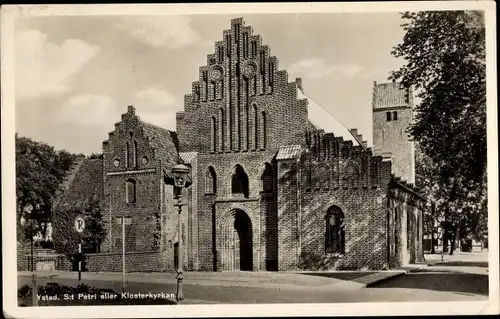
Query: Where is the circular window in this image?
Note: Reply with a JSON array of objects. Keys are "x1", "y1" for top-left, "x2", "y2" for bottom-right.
[
  {"x1": 209, "y1": 65, "x2": 224, "y2": 82},
  {"x1": 113, "y1": 159, "x2": 120, "y2": 167},
  {"x1": 242, "y1": 61, "x2": 258, "y2": 79},
  {"x1": 141, "y1": 156, "x2": 149, "y2": 165}
]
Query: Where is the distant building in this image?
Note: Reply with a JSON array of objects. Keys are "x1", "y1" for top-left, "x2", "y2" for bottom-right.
[{"x1": 50, "y1": 17, "x2": 425, "y2": 272}]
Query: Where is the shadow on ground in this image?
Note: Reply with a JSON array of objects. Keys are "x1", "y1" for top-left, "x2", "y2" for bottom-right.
[
  {"x1": 368, "y1": 272, "x2": 489, "y2": 296},
  {"x1": 430, "y1": 261, "x2": 488, "y2": 268},
  {"x1": 299, "y1": 272, "x2": 378, "y2": 284}
]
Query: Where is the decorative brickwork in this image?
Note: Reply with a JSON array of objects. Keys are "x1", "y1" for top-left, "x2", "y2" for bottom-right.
[{"x1": 49, "y1": 17, "x2": 425, "y2": 273}]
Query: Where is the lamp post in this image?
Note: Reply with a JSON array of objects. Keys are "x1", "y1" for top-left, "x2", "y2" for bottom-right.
[{"x1": 171, "y1": 163, "x2": 190, "y2": 303}]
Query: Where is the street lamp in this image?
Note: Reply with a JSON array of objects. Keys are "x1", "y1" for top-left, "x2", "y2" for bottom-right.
[{"x1": 172, "y1": 163, "x2": 190, "y2": 303}]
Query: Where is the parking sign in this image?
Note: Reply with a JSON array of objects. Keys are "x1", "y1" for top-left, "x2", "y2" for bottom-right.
[{"x1": 74, "y1": 217, "x2": 85, "y2": 233}]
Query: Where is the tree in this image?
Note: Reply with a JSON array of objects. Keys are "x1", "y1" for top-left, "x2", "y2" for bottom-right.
[
  {"x1": 52, "y1": 201, "x2": 106, "y2": 258},
  {"x1": 16, "y1": 134, "x2": 81, "y2": 243},
  {"x1": 391, "y1": 11, "x2": 487, "y2": 255},
  {"x1": 88, "y1": 153, "x2": 103, "y2": 159}
]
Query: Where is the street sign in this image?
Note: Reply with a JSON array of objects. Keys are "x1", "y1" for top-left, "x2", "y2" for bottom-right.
[
  {"x1": 124, "y1": 217, "x2": 132, "y2": 226},
  {"x1": 74, "y1": 217, "x2": 85, "y2": 233}
]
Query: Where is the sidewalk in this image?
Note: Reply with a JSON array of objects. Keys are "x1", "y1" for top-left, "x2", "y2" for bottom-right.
[
  {"x1": 425, "y1": 251, "x2": 488, "y2": 265},
  {"x1": 394, "y1": 251, "x2": 490, "y2": 275},
  {"x1": 18, "y1": 269, "x2": 407, "y2": 292}
]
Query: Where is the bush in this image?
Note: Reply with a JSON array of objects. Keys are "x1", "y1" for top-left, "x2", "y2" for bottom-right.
[
  {"x1": 39, "y1": 240, "x2": 54, "y2": 249},
  {"x1": 18, "y1": 284, "x2": 32, "y2": 299},
  {"x1": 298, "y1": 251, "x2": 323, "y2": 270}
]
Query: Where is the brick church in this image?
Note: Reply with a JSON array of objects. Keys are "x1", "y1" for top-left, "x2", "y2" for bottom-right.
[{"x1": 52, "y1": 17, "x2": 425, "y2": 272}]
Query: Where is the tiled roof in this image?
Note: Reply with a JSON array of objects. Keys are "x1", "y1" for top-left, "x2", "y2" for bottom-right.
[
  {"x1": 179, "y1": 152, "x2": 198, "y2": 164},
  {"x1": 372, "y1": 82, "x2": 409, "y2": 109},
  {"x1": 276, "y1": 145, "x2": 302, "y2": 160},
  {"x1": 53, "y1": 158, "x2": 103, "y2": 212},
  {"x1": 297, "y1": 87, "x2": 361, "y2": 147},
  {"x1": 140, "y1": 121, "x2": 179, "y2": 171}
]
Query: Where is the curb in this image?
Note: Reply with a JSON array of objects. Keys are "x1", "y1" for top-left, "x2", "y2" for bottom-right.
[{"x1": 364, "y1": 271, "x2": 408, "y2": 288}]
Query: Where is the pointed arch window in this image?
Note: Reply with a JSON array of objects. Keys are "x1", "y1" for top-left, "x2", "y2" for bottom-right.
[
  {"x1": 218, "y1": 108, "x2": 225, "y2": 152},
  {"x1": 261, "y1": 163, "x2": 274, "y2": 193},
  {"x1": 125, "y1": 142, "x2": 130, "y2": 168},
  {"x1": 218, "y1": 46, "x2": 224, "y2": 63},
  {"x1": 210, "y1": 116, "x2": 217, "y2": 153},
  {"x1": 325, "y1": 206, "x2": 345, "y2": 255},
  {"x1": 243, "y1": 32, "x2": 249, "y2": 58},
  {"x1": 225, "y1": 34, "x2": 231, "y2": 57},
  {"x1": 231, "y1": 165, "x2": 249, "y2": 198},
  {"x1": 126, "y1": 179, "x2": 136, "y2": 204},
  {"x1": 261, "y1": 111, "x2": 267, "y2": 149},
  {"x1": 206, "y1": 166, "x2": 217, "y2": 194},
  {"x1": 133, "y1": 140, "x2": 138, "y2": 167},
  {"x1": 251, "y1": 40, "x2": 257, "y2": 57},
  {"x1": 253, "y1": 104, "x2": 259, "y2": 150}
]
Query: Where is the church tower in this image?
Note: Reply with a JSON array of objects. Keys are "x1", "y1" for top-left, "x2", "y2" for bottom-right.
[{"x1": 372, "y1": 81, "x2": 415, "y2": 185}]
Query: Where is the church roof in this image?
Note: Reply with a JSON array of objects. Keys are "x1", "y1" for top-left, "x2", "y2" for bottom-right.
[
  {"x1": 53, "y1": 158, "x2": 103, "y2": 212},
  {"x1": 372, "y1": 81, "x2": 411, "y2": 109},
  {"x1": 276, "y1": 145, "x2": 302, "y2": 160},
  {"x1": 179, "y1": 152, "x2": 198, "y2": 164},
  {"x1": 297, "y1": 87, "x2": 362, "y2": 147},
  {"x1": 140, "y1": 121, "x2": 179, "y2": 170}
]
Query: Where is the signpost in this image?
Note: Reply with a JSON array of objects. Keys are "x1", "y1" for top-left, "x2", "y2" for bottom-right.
[
  {"x1": 122, "y1": 216, "x2": 125, "y2": 294},
  {"x1": 121, "y1": 216, "x2": 132, "y2": 294},
  {"x1": 74, "y1": 217, "x2": 85, "y2": 285}
]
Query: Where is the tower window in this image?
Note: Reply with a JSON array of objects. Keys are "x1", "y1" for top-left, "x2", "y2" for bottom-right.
[
  {"x1": 386, "y1": 112, "x2": 392, "y2": 121},
  {"x1": 393, "y1": 111, "x2": 398, "y2": 121}
]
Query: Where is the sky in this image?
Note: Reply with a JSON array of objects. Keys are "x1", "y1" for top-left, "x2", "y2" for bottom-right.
[{"x1": 14, "y1": 13, "x2": 408, "y2": 155}]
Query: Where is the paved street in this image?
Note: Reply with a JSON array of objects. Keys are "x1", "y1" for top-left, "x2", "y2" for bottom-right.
[
  {"x1": 18, "y1": 274, "x2": 486, "y2": 305},
  {"x1": 18, "y1": 252, "x2": 489, "y2": 305}
]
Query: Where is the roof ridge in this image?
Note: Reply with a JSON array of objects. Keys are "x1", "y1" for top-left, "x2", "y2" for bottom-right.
[
  {"x1": 53, "y1": 159, "x2": 104, "y2": 212},
  {"x1": 54, "y1": 157, "x2": 86, "y2": 199},
  {"x1": 298, "y1": 89, "x2": 365, "y2": 149},
  {"x1": 139, "y1": 120, "x2": 173, "y2": 134}
]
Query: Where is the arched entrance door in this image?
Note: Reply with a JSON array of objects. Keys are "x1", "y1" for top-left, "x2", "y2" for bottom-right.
[
  {"x1": 234, "y1": 210, "x2": 253, "y2": 271},
  {"x1": 220, "y1": 209, "x2": 253, "y2": 271}
]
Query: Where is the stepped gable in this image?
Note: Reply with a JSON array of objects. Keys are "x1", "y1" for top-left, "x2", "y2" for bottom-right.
[
  {"x1": 183, "y1": 16, "x2": 283, "y2": 108},
  {"x1": 53, "y1": 158, "x2": 103, "y2": 212},
  {"x1": 102, "y1": 105, "x2": 179, "y2": 171},
  {"x1": 302, "y1": 129, "x2": 388, "y2": 188}
]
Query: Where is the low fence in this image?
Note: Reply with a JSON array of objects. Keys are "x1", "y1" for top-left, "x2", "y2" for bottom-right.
[{"x1": 18, "y1": 250, "x2": 166, "y2": 273}]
